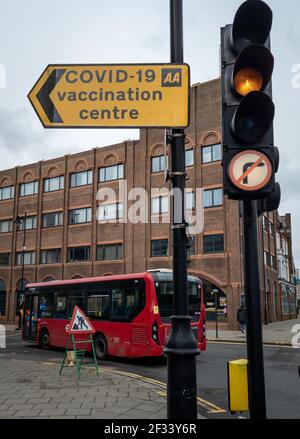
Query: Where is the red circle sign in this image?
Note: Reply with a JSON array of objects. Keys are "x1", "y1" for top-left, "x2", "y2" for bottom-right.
[{"x1": 228, "y1": 150, "x2": 273, "y2": 192}]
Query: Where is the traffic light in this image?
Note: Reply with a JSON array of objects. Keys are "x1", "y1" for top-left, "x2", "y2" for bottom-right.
[
  {"x1": 221, "y1": 0, "x2": 280, "y2": 206},
  {"x1": 257, "y1": 183, "x2": 281, "y2": 217}
]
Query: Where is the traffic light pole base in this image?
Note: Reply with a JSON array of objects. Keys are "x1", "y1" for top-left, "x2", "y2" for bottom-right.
[{"x1": 164, "y1": 316, "x2": 200, "y2": 419}]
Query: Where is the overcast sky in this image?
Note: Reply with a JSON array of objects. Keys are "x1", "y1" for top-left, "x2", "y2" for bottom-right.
[{"x1": 0, "y1": 0, "x2": 299, "y2": 267}]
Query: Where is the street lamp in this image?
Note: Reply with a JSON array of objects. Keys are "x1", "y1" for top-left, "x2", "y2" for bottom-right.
[{"x1": 15, "y1": 212, "x2": 27, "y2": 329}]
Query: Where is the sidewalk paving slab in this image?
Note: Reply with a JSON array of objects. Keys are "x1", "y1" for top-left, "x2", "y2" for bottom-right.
[
  {"x1": 207, "y1": 317, "x2": 300, "y2": 345},
  {"x1": 0, "y1": 358, "x2": 206, "y2": 419}
]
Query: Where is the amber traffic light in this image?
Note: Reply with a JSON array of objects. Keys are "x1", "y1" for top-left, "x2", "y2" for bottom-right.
[{"x1": 234, "y1": 68, "x2": 263, "y2": 96}]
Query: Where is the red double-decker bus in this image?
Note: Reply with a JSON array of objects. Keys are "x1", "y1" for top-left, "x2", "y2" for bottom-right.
[{"x1": 22, "y1": 270, "x2": 206, "y2": 359}]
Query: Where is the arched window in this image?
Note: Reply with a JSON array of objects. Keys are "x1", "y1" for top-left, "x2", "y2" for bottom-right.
[
  {"x1": 71, "y1": 275, "x2": 83, "y2": 280},
  {"x1": 151, "y1": 144, "x2": 167, "y2": 174},
  {"x1": 201, "y1": 132, "x2": 222, "y2": 164},
  {"x1": 42, "y1": 276, "x2": 56, "y2": 283},
  {"x1": 0, "y1": 280, "x2": 6, "y2": 316},
  {"x1": 15, "y1": 278, "x2": 29, "y2": 316}
]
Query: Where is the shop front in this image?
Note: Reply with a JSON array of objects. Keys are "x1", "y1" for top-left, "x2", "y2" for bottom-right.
[{"x1": 280, "y1": 282, "x2": 297, "y2": 320}]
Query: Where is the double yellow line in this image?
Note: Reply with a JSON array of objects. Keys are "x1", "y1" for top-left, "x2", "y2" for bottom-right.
[{"x1": 104, "y1": 367, "x2": 226, "y2": 414}]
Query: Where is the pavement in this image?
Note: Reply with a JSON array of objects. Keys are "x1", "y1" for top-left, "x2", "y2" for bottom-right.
[
  {"x1": 207, "y1": 317, "x2": 300, "y2": 346},
  {"x1": 0, "y1": 317, "x2": 298, "y2": 419},
  {"x1": 0, "y1": 357, "x2": 171, "y2": 419}
]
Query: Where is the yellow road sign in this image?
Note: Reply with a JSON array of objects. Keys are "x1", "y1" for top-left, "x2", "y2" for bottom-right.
[{"x1": 28, "y1": 64, "x2": 190, "y2": 128}]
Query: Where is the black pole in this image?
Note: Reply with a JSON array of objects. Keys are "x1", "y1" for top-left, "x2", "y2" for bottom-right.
[
  {"x1": 215, "y1": 290, "x2": 219, "y2": 339},
  {"x1": 21, "y1": 213, "x2": 27, "y2": 287},
  {"x1": 243, "y1": 200, "x2": 267, "y2": 419},
  {"x1": 18, "y1": 213, "x2": 27, "y2": 329},
  {"x1": 164, "y1": 0, "x2": 199, "y2": 420}
]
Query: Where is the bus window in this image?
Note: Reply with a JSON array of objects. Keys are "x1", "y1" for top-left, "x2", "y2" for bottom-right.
[
  {"x1": 39, "y1": 294, "x2": 53, "y2": 318},
  {"x1": 87, "y1": 294, "x2": 110, "y2": 319},
  {"x1": 155, "y1": 282, "x2": 173, "y2": 318},
  {"x1": 54, "y1": 295, "x2": 67, "y2": 319},
  {"x1": 67, "y1": 292, "x2": 86, "y2": 319},
  {"x1": 111, "y1": 284, "x2": 145, "y2": 321},
  {"x1": 155, "y1": 281, "x2": 201, "y2": 321}
]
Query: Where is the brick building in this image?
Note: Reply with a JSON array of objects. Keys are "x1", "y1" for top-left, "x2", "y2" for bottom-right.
[
  {"x1": 0, "y1": 78, "x2": 296, "y2": 328},
  {"x1": 275, "y1": 213, "x2": 298, "y2": 320}
]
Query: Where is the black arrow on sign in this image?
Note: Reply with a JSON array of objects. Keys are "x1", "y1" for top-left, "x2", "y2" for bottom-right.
[{"x1": 36, "y1": 68, "x2": 66, "y2": 124}]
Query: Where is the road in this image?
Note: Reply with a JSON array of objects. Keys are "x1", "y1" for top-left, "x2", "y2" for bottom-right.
[{"x1": 1, "y1": 333, "x2": 300, "y2": 419}]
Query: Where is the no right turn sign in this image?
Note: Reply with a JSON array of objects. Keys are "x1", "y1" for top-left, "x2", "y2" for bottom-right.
[{"x1": 228, "y1": 150, "x2": 273, "y2": 192}]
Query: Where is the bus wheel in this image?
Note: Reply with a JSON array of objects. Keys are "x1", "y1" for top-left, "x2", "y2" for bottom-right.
[
  {"x1": 94, "y1": 334, "x2": 107, "y2": 360},
  {"x1": 39, "y1": 329, "x2": 50, "y2": 349}
]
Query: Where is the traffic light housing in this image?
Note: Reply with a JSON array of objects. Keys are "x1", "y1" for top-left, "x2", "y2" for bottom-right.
[{"x1": 221, "y1": 0, "x2": 280, "y2": 204}]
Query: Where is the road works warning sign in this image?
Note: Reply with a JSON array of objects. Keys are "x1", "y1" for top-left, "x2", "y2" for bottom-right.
[
  {"x1": 66, "y1": 306, "x2": 95, "y2": 335},
  {"x1": 28, "y1": 64, "x2": 190, "y2": 128},
  {"x1": 228, "y1": 150, "x2": 273, "y2": 192}
]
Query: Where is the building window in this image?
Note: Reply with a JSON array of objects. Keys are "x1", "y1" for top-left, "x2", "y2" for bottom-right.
[
  {"x1": 16, "y1": 252, "x2": 36, "y2": 266},
  {"x1": 68, "y1": 246, "x2": 91, "y2": 262},
  {"x1": 43, "y1": 212, "x2": 63, "y2": 228},
  {"x1": 151, "y1": 196, "x2": 169, "y2": 215},
  {"x1": 203, "y1": 188, "x2": 223, "y2": 208},
  {"x1": 97, "y1": 244, "x2": 123, "y2": 261},
  {"x1": 151, "y1": 239, "x2": 168, "y2": 257},
  {"x1": 70, "y1": 170, "x2": 93, "y2": 188},
  {"x1": 0, "y1": 186, "x2": 14, "y2": 201},
  {"x1": 41, "y1": 249, "x2": 61, "y2": 264},
  {"x1": 0, "y1": 219, "x2": 13, "y2": 233},
  {"x1": 202, "y1": 143, "x2": 222, "y2": 164},
  {"x1": 99, "y1": 164, "x2": 124, "y2": 182},
  {"x1": 186, "y1": 192, "x2": 195, "y2": 210},
  {"x1": 0, "y1": 253, "x2": 10, "y2": 266},
  {"x1": 151, "y1": 155, "x2": 167, "y2": 173},
  {"x1": 0, "y1": 280, "x2": 6, "y2": 316},
  {"x1": 203, "y1": 234, "x2": 224, "y2": 254},
  {"x1": 185, "y1": 150, "x2": 194, "y2": 167},
  {"x1": 98, "y1": 203, "x2": 123, "y2": 221},
  {"x1": 187, "y1": 236, "x2": 196, "y2": 257},
  {"x1": 271, "y1": 255, "x2": 277, "y2": 270},
  {"x1": 17, "y1": 216, "x2": 37, "y2": 231},
  {"x1": 44, "y1": 176, "x2": 64, "y2": 193},
  {"x1": 69, "y1": 207, "x2": 92, "y2": 225},
  {"x1": 264, "y1": 251, "x2": 271, "y2": 267},
  {"x1": 19, "y1": 181, "x2": 38, "y2": 197}
]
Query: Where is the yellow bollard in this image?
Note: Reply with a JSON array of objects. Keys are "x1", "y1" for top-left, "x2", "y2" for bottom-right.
[{"x1": 227, "y1": 359, "x2": 249, "y2": 414}]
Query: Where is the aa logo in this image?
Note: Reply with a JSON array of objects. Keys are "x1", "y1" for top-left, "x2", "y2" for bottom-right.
[{"x1": 162, "y1": 68, "x2": 182, "y2": 87}]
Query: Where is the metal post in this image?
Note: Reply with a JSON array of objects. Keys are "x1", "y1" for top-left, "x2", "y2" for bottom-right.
[
  {"x1": 18, "y1": 213, "x2": 27, "y2": 329},
  {"x1": 215, "y1": 290, "x2": 219, "y2": 339},
  {"x1": 164, "y1": 0, "x2": 199, "y2": 420},
  {"x1": 21, "y1": 213, "x2": 27, "y2": 292},
  {"x1": 243, "y1": 200, "x2": 267, "y2": 419}
]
